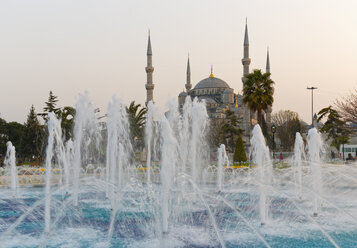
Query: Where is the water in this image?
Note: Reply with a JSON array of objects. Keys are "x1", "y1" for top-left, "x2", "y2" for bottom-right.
[
  {"x1": 4, "y1": 141, "x2": 18, "y2": 197},
  {"x1": 217, "y1": 144, "x2": 229, "y2": 192},
  {"x1": 250, "y1": 125, "x2": 273, "y2": 226},
  {"x1": 307, "y1": 128, "x2": 324, "y2": 216},
  {"x1": 1, "y1": 95, "x2": 357, "y2": 247},
  {"x1": 293, "y1": 132, "x2": 304, "y2": 199}
]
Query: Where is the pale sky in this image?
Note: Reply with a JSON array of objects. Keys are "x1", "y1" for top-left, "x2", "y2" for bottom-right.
[{"x1": 1, "y1": 0, "x2": 357, "y2": 124}]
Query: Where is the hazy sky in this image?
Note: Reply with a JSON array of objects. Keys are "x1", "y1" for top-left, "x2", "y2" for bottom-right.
[{"x1": 1, "y1": 0, "x2": 357, "y2": 123}]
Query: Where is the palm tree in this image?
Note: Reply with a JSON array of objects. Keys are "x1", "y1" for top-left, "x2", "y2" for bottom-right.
[
  {"x1": 126, "y1": 101, "x2": 147, "y2": 148},
  {"x1": 243, "y1": 69, "x2": 274, "y2": 127}
]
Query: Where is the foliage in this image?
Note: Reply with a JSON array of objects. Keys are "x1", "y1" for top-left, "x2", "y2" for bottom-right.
[
  {"x1": 0, "y1": 116, "x2": 8, "y2": 157},
  {"x1": 207, "y1": 118, "x2": 225, "y2": 149},
  {"x1": 39, "y1": 91, "x2": 75, "y2": 141},
  {"x1": 243, "y1": 69, "x2": 274, "y2": 126},
  {"x1": 126, "y1": 101, "x2": 147, "y2": 149},
  {"x1": 22, "y1": 105, "x2": 45, "y2": 161},
  {"x1": 272, "y1": 110, "x2": 303, "y2": 151},
  {"x1": 335, "y1": 89, "x2": 357, "y2": 123},
  {"x1": 317, "y1": 106, "x2": 350, "y2": 150},
  {"x1": 60, "y1": 106, "x2": 76, "y2": 140},
  {"x1": 39, "y1": 91, "x2": 61, "y2": 120},
  {"x1": 233, "y1": 135, "x2": 247, "y2": 162},
  {"x1": 221, "y1": 110, "x2": 243, "y2": 152},
  {"x1": 6, "y1": 122, "x2": 25, "y2": 155}
]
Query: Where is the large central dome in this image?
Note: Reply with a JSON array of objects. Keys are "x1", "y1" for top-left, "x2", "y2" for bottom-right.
[{"x1": 193, "y1": 76, "x2": 230, "y2": 89}]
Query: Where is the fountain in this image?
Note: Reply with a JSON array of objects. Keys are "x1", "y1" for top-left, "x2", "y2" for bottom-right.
[
  {"x1": 293, "y1": 132, "x2": 305, "y2": 199},
  {"x1": 4, "y1": 141, "x2": 18, "y2": 197},
  {"x1": 250, "y1": 125, "x2": 273, "y2": 226},
  {"x1": 1, "y1": 95, "x2": 357, "y2": 247},
  {"x1": 307, "y1": 128, "x2": 324, "y2": 217},
  {"x1": 217, "y1": 144, "x2": 229, "y2": 192}
]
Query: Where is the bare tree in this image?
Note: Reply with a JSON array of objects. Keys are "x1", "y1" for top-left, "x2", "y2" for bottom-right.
[
  {"x1": 207, "y1": 118, "x2": 225, "y2": 150},
  {"x1": 272, "y1": 110, "x2": 304, "y2": 151},
  {"x1": 335, "y1": 89, "x2": 357, "y2": 123}
]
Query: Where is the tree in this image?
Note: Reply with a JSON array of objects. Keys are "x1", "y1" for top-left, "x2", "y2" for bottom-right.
[
  {"x1": 221, "y1": 110, "x2": 243, "y2": 153},
  {"x1": 6, "y1": 122, "x2": 25, "y2": 157},
  {"x1": 335, "y1": 89, "x2": 357, "y2": 123},
  {"x1": 126, "y1": 101, "x2": 147, "y2": 149},
  {"x1": 39, "y1": 91, "x2": 61, "y2": 120},
  {"x1": 39, "y1": 91, "x2": 76, "y2": 141},
  {"x1": 272, "y1": 110, "x2": 303, "y2": 151},
  {"x1": 22, "y1": 105, "x2": 45, "y2": 162},
  {"x1": 0, "y1": 116, "x2": 7, "y2": 158},
  {"x1": 60, "y1": 106, "x2": 76, "y2": 141},
  {"x1": 243, "y1": 69, "x2": 274, "y2": 126},
  {"x1": 207, "y1": 118, "x2": 225, "y2": 150},
  {"x1": 233, "y1": 135, "x2": 247, "y2": 162},
  {"x1": 317, "y1": 106, "x2": 350, "y2": 150}
]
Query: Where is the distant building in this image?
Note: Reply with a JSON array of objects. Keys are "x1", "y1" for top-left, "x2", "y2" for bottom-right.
[{"x1": 145, "y1": 21, "x2": 273, "y2": 145}]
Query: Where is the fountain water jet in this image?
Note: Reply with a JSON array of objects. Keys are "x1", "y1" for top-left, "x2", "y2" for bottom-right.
[
  {"x1": 145, "y1": 101, "x2": 155, "y2": 186},
  {"x1": 250, "y1": 124, "x2": 273, "y2": 226},
  {"x1": 72, "y1": 92, "x2": 101, "y2": 207},
  {"x1": 160, "y1": 114, "x2": 178, "y2": 234},
  {"x1": 307, "y1": 128, "x2": 324, "y2": 216},
  {"x1": 293, "y1": 132, "x2": 305, "y2": 199},
  {"x1": 217, "y1": 144, "x2": 229, "y2": 192},
  {"x1": 4, "y1": 141, "x2": 18, "y2": 197},
  {"x1": 105, "y1": 96, "x2": 131, "y2": 209}
]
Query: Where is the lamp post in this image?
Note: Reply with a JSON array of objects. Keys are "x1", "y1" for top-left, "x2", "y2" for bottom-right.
[
  {"x1": 271, "y1": 123, "x2": 276, "y2": 159},
  {"x1": 307, "y1": 86, "x2": 318, "y2": 126}
]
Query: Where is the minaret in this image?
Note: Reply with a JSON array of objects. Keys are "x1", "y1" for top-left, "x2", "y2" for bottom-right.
[
  {"x1": 265, "y1": 47, "x2": 272, "y2": 129},
  {"x1": 145, "y1": 31, "x2": 154, "y2": 105},
  {"x1": 185, "y1": 55, "x2": 192, "y2": 92},
  {"x1": 266, "y1": 47, "x2": 270, "y2": 75},
  {"x1": 241, "y1": 18, "x2": 251, "y2": 83},
  {"x1": 241, "y1": 19, "x2": 252, "y2": 146}
]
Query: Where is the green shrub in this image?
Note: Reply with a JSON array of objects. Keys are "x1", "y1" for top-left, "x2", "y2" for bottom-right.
[{"x1": 233, "y1": 135, "x2": 247, "y2": 162}]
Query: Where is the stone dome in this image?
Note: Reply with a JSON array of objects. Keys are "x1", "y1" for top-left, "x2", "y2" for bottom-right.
[
  {"x1": 223, "y1": 88, "x2": 233, "y2": 93},
  {"x1": 193, "y1": 77, "x2": 230, "y2": 90},
  {"x1": 179, "y1": 91, "x2": 187, "y2": 96}
]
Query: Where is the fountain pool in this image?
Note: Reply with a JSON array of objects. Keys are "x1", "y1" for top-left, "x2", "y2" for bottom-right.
[{"x1": 1, "y1": 94, "x2": 357, "y2": 248}]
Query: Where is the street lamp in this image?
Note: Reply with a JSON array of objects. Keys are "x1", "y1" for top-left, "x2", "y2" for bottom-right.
[
  {"x1": 307, "y1": 86, "x2": 318, "y2": 126},
  {"x1": 271, "y1": 123, "x2": 276, "y2": 159}
]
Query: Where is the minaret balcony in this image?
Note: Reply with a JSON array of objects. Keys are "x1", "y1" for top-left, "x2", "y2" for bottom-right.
[
  {"x1": 145, "y1": 84, "x2": 154, "y2": 90},
  {"x1": 145, "y1": 67, "x2": 154, "y2": 73},
  {"x1": 241, "y1": 58, "x2": 251, "y2": 65}
]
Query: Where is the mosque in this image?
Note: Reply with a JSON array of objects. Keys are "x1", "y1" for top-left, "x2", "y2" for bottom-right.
[{"x1": 144, "y1": 22, "x2": 272, "y2": 146}]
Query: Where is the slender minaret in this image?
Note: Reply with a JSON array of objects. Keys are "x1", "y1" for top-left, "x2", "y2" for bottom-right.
[
  {"x1": 266, "y1": 47, "x2": 270, "y2": 75},
  {"x1": 185, "y1": 55, "x2": 192, "y2": 92},
  {"x1": 145, "y1": 31, "x2": 154, "y2": 105},
  {"x1": 265, "y1": 47, "x2": 272, "y2": 129},
  {"x1": 241, "y1": 19, "x2": 251, "y2": 84},
  {"x1": 241, "y1": 19, "x2": 252, "y2": 145}
]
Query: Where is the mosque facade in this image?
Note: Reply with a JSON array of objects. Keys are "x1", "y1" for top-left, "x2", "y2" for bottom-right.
[{"x1": 145, "y1": 22, "x2": 272, "y2": 146}]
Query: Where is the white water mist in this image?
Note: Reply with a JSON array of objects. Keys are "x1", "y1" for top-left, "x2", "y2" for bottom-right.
[
  {"x1": 106, "y1": 96, "x2": 131, "y2": 209},
  {"x1": 5, "y1": 141, "x2": 18, "y2": 197},
  {"x1": 217, "y1": 144, "x2": 229, "y2": 192},
  {"x1": 160, "y1": 115, "x2": 178, "y2": 234},
  {"x1": 250, "y1": 124, "x2": 273, "y2": 225},
  {"x1": 73, "y1": 92, "x2": 101, "y2": 207},
  {"x1": 307, "y1": 128, "x2": 324, "y2": 216},
  {"x1": 293, "y1": 132, "x2": 305, "y2": 199}
]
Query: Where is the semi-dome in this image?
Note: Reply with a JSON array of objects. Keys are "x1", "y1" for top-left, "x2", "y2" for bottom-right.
[{"x1": 194, "y1": 77, "x2": 230, "y2": 89}]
